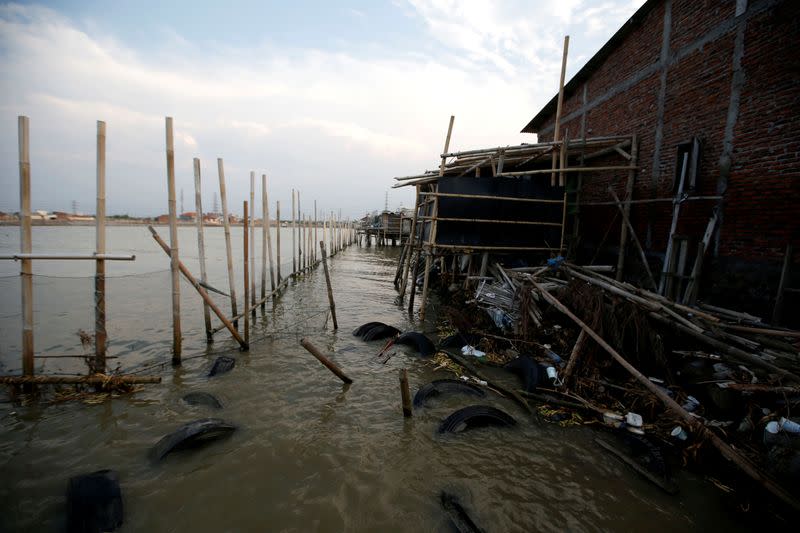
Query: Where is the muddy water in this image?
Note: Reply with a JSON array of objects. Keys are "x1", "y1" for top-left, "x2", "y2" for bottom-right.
[{"x1": 0, "y1": 227, "x2": 746, "y2": 532}]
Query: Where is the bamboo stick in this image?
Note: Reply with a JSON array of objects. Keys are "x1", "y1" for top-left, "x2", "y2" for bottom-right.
[
  {"x1": 300, "y1": 338, "x2": 352, "y2": 384},
  {"x1": 419, "y1": 216, "x2": 561, "y2": 227},
  {"x1": 193, "y1": 158, "x2": 212, "y2": 342},
  {"x1": 420, "y1": 116, "x2": 454, "y2": 320},
  {"x1": 562, "y1": 329, "x2": 587, "y2": 389},
  {"x1": 609, "y1": 187, "x2": 657, "y2": 290},
  {"x1": 263, "y1": 175, "x2": 275, "y2": 296},
  {"x1": 314, "y1": 200, "x2": 318, "y2": 265},
  {"x1": 772, "y1": 244, "x2": 792, "y2": 325},
  {"x1": 297, "y1": 191, "x2": 302, "y2": 271},
  {"x1": 218, "y1": 158, "x2": 238, "y2": 328},
  {"x1": 551, "y1": 35, "x2": 569, "y2": 187},
  {"x1": 533, "y1": 280, "x2": 800, "y2": 512},
  {"x1": 0, "y1": 374, "x2": 161, "y2": 385},
  {"x1": 616, "y1": 134, "x2": 638, "y2": 281},
  {"x1": 659, "y1": 151, "x2": 689, "y2": 295},
  {"x1": 400, "y1": 368, "x2": 412, "y2": 417},
  {"x1": 209, "y1": 276, "x2": 290, "y2": 335},
  {"x1": 148, "y1": 226, "x2": 247, "y2": 349},
  {"x1": 319, "y1": 240, "x2": 338, "y2": 330},
  {"x1": 292, "y1": 189, "x2": 296, "y2": 276},
  {"x1": 165, "y1": 117, "x2": 181, "y2": 363},
  {"x1": 95, "y1": 120, "x2": 107, "y2": 372},
  {"x1": 559, "y1": 128, "x2": 569, "y2": 252},
  {"x1": 249, "y1": 173, "x2": 256, "y2": 318},
  {"x1": 243, "y1": 201, "x2": 250, "y2": 345},
  {"x1": 276, "y1": 201, "x2": 282, "y2": 283},
  {"x1": 418, "y1": 192, "x2": 563, "y2": 204},
  {"x1": 18, "y1": 116, "x2": 33, "y2": 378}
]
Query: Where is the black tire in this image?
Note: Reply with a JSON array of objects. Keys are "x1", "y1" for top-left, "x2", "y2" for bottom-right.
[
  {"x1": 208, "y1": 356, "x2": 235, "y2": 377},
  {"x1": 362, "y1": 324, "x2": 401, "y2": 341},
  {"x1": 623, "y1": 433, "x2": 670, "y2": 478},
  {"x1": 504, "y1": 356, "x2": 543, "y2": 393},
  {"x1": 440, "y1": 491, "x2": 486, "y2": 533},
  {"x1": 182, "y1": 392, "x2": 223, "y2": 409},
  {"x1": 439, "y1": 332, "x2": 482, "y2": 349},
  {"x1": 67, "y1": 469, "x2": 123, "y2": 533},
  {"x1": 438, "y1": 405, "x2": 517, "y2": 434},
  {"x1": 353, "y1": 321, "x2": 387, "y2": 337},
  {"x1": 413, "y1": 379, "x2": 486, "y2": 408},
  {"x1": 394, "y1": 331, "x2": 436, "y2": 357},
  {"x1": 150, "y1": 418, "x2": 237, "y2": 461}
]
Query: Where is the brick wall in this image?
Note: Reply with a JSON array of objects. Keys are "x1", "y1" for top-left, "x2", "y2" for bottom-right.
[{"x1": 531, "y1": 0, "x2": 799, "y2": 314}]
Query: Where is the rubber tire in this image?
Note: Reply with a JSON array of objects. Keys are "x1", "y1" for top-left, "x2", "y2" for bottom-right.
[
  {"x1": 438, "y1": 405, "x2": 517, "y2": 434},
  {"x1": 353, "y1": 321, "x2": 388, "y2": 337},
  {"x1": 66, "y1": 469, "x2": 123, "y2": 533},
  {"x1": 150, "y1": 418, "x2": 237, "y2": 461},
  {"x1": 413, "y1": 379, "x2": 486, "y2": 408},
  {"x1": 394, "y1": 331, "x2": 437, "y2": 357},
  {"x1": 208, "y1": 356, "x2": 236, "y2": 377},
  {"x1": 439, "y1": 332, "x2": 483, "y2": 349},
  {"x1": 503, "y1": 356, "x2": 543, "y2": 393},
  {"x1": 182, "y1": 392, "x2": 223, "y2": 409},
  {"x1": 362, "y1": 324, "x2": 401, "y2": 341},
  {"x1": 440, "y1": 491, "x2": 486, "y2": 533}
]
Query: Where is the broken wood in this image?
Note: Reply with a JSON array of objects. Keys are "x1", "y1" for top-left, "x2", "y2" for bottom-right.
[{"x1": 300, "y1": 338, "x2": 352, "y2": 384}]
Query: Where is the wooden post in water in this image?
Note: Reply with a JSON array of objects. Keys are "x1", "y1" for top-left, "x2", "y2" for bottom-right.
[
  {"x1": 165, "y1": 117, "x2": 182, "y2": 363},
  {"x1": 301, "y1": 214, "x2": 306, "y2": 271},
  {"x1": 194, "y1": 158, "x2": 212, "y2": 342},
  {"x1": 243, "y1": 200, "x2": 250, "y2": 346},
  {"x1": 263, "y1": 174, "x2": 275, "y2": 295},
  {"x1": 420, "y1": 115, "x2": 454, "y2": 320},
  {"x1": 319, "y1": 241, "x2": 338, "y2": 330},
  {"x1": 276, "y1": 200, "x2": 282, "y2": 283},
  {"x1": 18, "y1": 116, "x2": 34, "y2": 378},
  {"x1": 94, "y1": 120, "x2": 107, "y2": 372},
  {"x1": 400, "y1": 368, "x2": 412, "y2": 417},
  {"x1": 314, "y1": 200, "x2": 318, "y2": 265},
  {"x1": 218, "y1": 158, "x2": 238, "y2": 328},
  {"x1": 300, "y1": 338, "x2": 352, "y2": 384},
  {"x1": 249, "y1": 172, "x2": 256, "y2": 318},
  {"x1": 399, "y1": 185, "x2": 420, "y2": 300},
  {"x1": 298, "y1": 192, "x2": 303, "y2": 271},
  {"x1": 291, "y1": 189, "x2": 296, "y2": 277}
]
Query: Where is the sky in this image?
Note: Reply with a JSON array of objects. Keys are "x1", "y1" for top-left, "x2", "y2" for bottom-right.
[{"x1": 0, "y1": 0, "x2": 645, "y2": 218}]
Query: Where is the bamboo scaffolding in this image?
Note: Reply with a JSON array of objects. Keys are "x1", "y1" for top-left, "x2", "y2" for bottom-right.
[
  {"x1": 165, "y1": 117, "x2": 181, "y2": 363},
  {"x1": 148, "y1": 226, "x2": 247, "y2": 350},
  {"x1": 218, "y1": 158, "x2": 238, "y2": 328},
  {"x1": 194, "y1": 158, "x2": 212, "y2": 342},
  {"x1": 95, "y1": 120, "x2": 107, "y2": 372},
  {"x1": 609, "y1": 187, "x2": 657, "y2": 290},
  {"x1": 558, "y1": 128, "x2": 569, "y2": 252}
]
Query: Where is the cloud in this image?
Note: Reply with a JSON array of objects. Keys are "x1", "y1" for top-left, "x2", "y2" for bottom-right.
[{"x1": 0, "y1": 1, "x2": 644, "y2": 217}]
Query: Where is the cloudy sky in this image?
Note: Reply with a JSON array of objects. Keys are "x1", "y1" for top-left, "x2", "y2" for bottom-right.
[{"x1": 0, "y1": 0, "x2": 644, "y2": 218}]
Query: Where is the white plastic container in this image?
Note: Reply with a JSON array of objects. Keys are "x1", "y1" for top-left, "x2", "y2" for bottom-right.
[
  {"x1": 671, "y1": 426, "x2": 688, "y2": 441},
  {"x1": 625, "y1": 412, "x2": 643, "y2": 428},
  {"x1": 779, "y1": 417, "x2": 800, "y2": 434}
]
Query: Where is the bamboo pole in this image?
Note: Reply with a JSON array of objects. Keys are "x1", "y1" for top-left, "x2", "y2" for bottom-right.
[
  {"x1": 297, "y1": 191, "x2": 303, "y2": 271},
  {"x1": 263, "y1": 174, "x2": 275, "y2": 296},
  {"x1": 276, "y1": 201, "x2": 282, "y2": 283},
  {"x1": 165, "y1": 117, "x2": 181, "y2": 363},
  {"x1": 300, "y1": 338, "x2": 352, "y2": 384},
  {"x1": 419, "y1": 192, "x2": 563, "y2": 204},
  {"x1": 148, "y1": 226, "x2": 247, "y2": 349},
  {"x1": 532, "y1": 280, "x2": 800, "y2": 513},
  {"x1": 772, "y1": 244, "x2": 792, "y2": 325},
  {"x1": 218, "y1": 158, "x2": 238, "y2": 328},
  {"x1": 94, "y1": 120, "x2": 107, "y2": 372},
  {"x1": 399, "y1": 368, "x2": 412, "y2": 417},
  {"x1": 243, "y1": 201, "x2": 250, "y2": 345},
  {"x1": 399, "y1": 185, "x2": 421, "y2": 300},
  {"x1": 0, "y1": 253, "x2": 134, "y2": 260},
  {"x1": 18, "y1": 116, "x2": 33, "y2": 378},
  {"x1": 320, "y1": 240, "x2": 338, "y2": 329},
  {"x1": 616, "y1": 134, "x2": 638, "y2": 281},
  {"x1": 419, "y1": 216, "x2": 561, "y2": 227},
  {"x1": 0, "y1": 374, "x2": 161, "y2": 385},
  {"x1": 314, "y1": 200, "x2": 318, "y2": 264},
  {"x1": 250, "y1": 173, "x2": 256, "y2": 318},
  {"x1": 193, "y1": 158, "x2": 212, "y2": 342},
  {"x1": 420, "y1": 115, "x2": 454, "y2": 320},
  {"x1": 609, "y1": 187, "x2": 657, "y2": 290},
  {"x1": 551, "y1": 35, "x2": 569, "y2": 186},
  {"x1": 559, "y1": 128, "x2": 570, "y2": 253},
  {"x1": 659, "y1": 151, "x2": 689, "y2": 295},
  {"x1": 292, "y1": 189, "x2": 296, "y2": 276}
]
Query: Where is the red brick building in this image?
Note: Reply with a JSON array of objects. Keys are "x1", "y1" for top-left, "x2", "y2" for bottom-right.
[{"x1": 523, "y1": 0, "x2": 799, "y2": 316}]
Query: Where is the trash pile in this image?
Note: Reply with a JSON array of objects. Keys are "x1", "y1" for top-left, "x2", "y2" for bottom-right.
[{"x1": 439, "y1": 260, "x2": 800, "y2": 513}]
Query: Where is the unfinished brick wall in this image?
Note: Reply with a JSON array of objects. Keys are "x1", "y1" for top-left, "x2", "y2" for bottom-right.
[{"x1": 530, "y1": 0, "x2": 799, "y2": 312}]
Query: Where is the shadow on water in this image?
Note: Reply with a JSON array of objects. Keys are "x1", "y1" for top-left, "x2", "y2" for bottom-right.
[{"x1": 0, "y1": 229, "x2": 750, "y2": 532}]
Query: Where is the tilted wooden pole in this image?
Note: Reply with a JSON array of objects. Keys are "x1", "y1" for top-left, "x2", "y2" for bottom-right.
[
  {"x1": 551, "y1": 35, "x2": 569, "y2": 187},
  {"x1": 95, "y1": 120, "x2": 107, "y2": 372},
  {"x1": 319, "y1": 241, "x2": 338, "y2": 330},
  {"x1": 165, "y1": 117, "x2": 182, "y2": 363},
  {"x1": 18, "y1": 116, "x2": 33, "y2": 378},
  {"x1": 148, "y1": 226, "x2": 247, "y2": 349},
  {"x1": 532, "y1": 279, "x2": 800, "y2": 513},
  {"x1": 300, "y1": 338, "x2": 352, "y2": 384},
  {"x1": 194, "y1": 158, "x2": 213, "y2": 342},
  {"x1": 218, "y1": 158, "x2": 238, "y2": 328}
]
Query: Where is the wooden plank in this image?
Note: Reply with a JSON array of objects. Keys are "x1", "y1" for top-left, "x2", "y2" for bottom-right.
[
  {"x1": 193, "y1": 158, "x2": 212, "y2": 342},
  {"x1": 165, "y1": 117, "x2": 181, "y2": 363}
]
